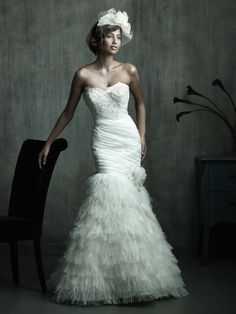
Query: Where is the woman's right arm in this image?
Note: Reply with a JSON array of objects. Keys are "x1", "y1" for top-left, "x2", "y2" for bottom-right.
[{"x1": 38, "y1": 68, "x2": 86, "y2": 169}]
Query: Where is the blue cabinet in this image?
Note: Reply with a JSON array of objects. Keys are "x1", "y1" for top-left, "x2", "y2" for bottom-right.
[{"x1": 195, "y1": 156, "x2": 236, "y2": 265}]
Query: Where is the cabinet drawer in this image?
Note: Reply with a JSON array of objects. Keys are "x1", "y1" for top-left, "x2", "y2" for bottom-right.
[
  {"x1": 209, "y1": 192, "x2": 236, "y2": 225},
  {"x1": 209, "y1": 163, "x2": 236, "y2": 190}
]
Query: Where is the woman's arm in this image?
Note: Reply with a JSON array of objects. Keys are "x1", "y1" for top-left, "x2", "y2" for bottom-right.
[
  {"x1": 45, "y1": 70, "x2": 84, "y2": 145},
  {"x1": 38, "y1": 68, "x2": 85, "y2": 168},
  {"x1": 128, "y1": 64, "x2": 147, "y2": 161}
]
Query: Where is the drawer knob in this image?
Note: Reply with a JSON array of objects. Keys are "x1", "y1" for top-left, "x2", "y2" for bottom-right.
[
  {"x1": 228, "y1": 201, "x2": 236, "y2": 208},
  {"x1": 228, "y1": 174, "x2": 236, "y2": 180}
]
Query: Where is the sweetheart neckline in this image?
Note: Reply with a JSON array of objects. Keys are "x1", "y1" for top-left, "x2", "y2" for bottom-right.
[{"x1": 84, "y1": 81, "x2": 129, "y2": 91}]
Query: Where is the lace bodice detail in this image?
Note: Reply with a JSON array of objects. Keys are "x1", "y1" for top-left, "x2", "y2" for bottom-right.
[{"x1": 83, "y1": 82, "x2": 130, "y2": 118}]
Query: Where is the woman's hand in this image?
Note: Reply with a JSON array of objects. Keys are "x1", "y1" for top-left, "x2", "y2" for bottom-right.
[
  {"x1": 38, "y1": 143, "x2": 51, "y2": 169},
  {"x1": 140, "y1": 136, "x2": 147, "y2": 161}
]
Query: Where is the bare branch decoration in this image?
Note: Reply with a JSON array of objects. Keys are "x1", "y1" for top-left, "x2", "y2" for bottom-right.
[{"x1": 173, "y1": 79, "x2": 236, "y2": 153}]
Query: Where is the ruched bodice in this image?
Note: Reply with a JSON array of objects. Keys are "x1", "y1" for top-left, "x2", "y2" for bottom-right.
[{"x1": 83, "y1": 82, "x2": 142, "y2": 177}]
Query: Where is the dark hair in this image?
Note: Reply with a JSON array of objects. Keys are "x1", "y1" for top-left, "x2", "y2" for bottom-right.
[{"x1": 86, "y1": 22, "x2": 122, "y2": 55}]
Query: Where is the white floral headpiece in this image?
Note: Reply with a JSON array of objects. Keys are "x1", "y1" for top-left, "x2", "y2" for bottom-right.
[{"x1": 97, "y1": 8, "x2": 133, "y2": 46}]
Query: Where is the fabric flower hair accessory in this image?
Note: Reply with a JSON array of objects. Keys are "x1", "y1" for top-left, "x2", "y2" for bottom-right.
[{"x1": 97, "y1": 8, "x2": 133, "y2": 46}]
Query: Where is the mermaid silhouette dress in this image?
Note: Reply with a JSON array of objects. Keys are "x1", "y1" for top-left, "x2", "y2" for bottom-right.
[{"x1": 47, "y1": 82, "x2": 189, "y2": 305}]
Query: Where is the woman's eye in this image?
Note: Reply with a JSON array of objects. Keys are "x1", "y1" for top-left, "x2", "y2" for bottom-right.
[{"x1": 106, "y1": 34, "x2": 121, "y2": 40}]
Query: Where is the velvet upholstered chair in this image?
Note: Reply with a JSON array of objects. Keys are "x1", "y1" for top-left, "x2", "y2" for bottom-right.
[{"x1": 0, "y1": 138, "x2": 68, "y2": 291}]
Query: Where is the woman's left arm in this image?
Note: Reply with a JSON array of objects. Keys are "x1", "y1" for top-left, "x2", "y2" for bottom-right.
[{"x1": 128, "y1": 64, "x2": 147, "y2": 161}]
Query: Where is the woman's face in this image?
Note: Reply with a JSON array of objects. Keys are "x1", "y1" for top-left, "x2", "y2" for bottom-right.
[{"x1": 100, "y1": 28, "x2": 122, "y2": 54}]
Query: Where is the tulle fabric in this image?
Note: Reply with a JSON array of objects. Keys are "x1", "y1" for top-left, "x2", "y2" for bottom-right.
[
  {"x1": 47, "y1": 172, "x2": 188, "y2": 305},
  {"x1": 47, "y1": 83, "x2": 189, "y2": 305}
]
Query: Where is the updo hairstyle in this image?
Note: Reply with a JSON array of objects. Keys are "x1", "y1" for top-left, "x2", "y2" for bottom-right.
[{"x1": 86, "y1": 22, "x2": 122, "y2": 55}]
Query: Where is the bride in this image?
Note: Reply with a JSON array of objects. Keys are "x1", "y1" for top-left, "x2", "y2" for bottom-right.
[{"x1": 38, "y1": 8, "x2": 189, "y2": 306}]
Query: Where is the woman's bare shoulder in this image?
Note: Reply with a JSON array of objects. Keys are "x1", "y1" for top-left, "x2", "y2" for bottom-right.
[
  {"x1": 74, "y1": 63, "x2": 95, "y2": 85},
  {"x1": 123, "y1": 62, "x2": 138, "y2": 74},
  {"x1": 75, "y1": 63, "x2": 95, "y2": 76},
  {"x1": 122, "y1": 63, "x2": 139, "y2": 83}
]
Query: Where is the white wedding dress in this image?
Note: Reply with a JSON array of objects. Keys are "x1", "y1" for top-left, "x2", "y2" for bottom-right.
[{"x1": 47, "y1": 82, "x2": 189, "y2": 305}]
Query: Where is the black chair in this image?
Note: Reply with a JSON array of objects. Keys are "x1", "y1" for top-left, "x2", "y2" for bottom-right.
[{"x1": 0, "y1": 138, "x2": 68, "y2": 292}]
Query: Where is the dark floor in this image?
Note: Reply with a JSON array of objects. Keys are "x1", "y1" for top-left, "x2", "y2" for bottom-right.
[{"x1": 0, "y1": 254, "x2": 235, "y2": 314}]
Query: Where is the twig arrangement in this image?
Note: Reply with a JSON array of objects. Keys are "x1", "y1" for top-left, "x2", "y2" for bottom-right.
[{"x1": 173, "y1": 79, "x2": 236, "y2": 152}]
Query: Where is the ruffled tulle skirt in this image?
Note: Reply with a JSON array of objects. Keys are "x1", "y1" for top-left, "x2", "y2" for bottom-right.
[{"x1": 47, "y1": 167, "x2": 189, "y2": 306}]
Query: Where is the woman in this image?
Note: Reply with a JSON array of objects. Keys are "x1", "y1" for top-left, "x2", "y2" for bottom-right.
[{"x1": 38, "y1": 8, "x2": 189, "y2": 306}]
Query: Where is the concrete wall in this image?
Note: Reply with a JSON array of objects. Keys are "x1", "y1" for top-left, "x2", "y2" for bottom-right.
[{"x1": 0, "y1": 0, "x2": 235, "y2": 255}]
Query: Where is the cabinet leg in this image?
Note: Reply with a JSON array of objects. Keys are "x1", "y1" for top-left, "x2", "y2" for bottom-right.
[
  {"x1": 202, "y1": 224, "x2": 209, "y2": 266},
  {"x1": 9, "y1": 241, "x2": 19, "y2": 283}
]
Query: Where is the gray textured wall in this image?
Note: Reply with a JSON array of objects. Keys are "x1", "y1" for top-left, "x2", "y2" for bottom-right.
[{"x1": 0, "y1": 0, "x2": 235, "y2": 255}]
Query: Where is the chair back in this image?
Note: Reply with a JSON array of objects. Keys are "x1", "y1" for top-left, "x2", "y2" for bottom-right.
[{"x1": 8, "y1": 138, "x2": 68, "y2": 235}]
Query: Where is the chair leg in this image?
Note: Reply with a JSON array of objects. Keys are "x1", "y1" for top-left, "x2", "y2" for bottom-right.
[
  {"x1": 33, "y1": 238, "x2": 47, "y2": 292},
  {"x1": 9, "y1": 241, "x2": 19, "y2": 283}
]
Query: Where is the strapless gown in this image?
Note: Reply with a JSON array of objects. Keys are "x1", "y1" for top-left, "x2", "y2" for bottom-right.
[{"x1": 47, "y1": 82, "x2": 189, "y2": 306}]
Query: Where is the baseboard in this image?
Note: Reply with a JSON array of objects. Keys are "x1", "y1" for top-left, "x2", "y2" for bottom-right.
[{"x1": 0, "y1": 242, "x2": 199, "y2": 256}]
